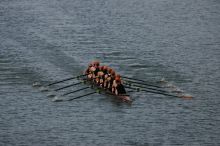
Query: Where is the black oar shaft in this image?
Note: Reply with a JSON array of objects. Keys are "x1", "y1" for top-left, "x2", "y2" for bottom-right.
[
  {"x1": 54, "y1": 82, "x2": 82, "y2": 91},
  {"x1": 141, "y1": 89, "x2": 180, "y2": 98},
  {"x1": 125, "y1": 86, "x2": 180, "y2": 98},
  {"x1": 62, "y1": 87, "x2": 89, "y2": 96},
  {"x1": 123, "y1": 79, "x2": 162, "y2": 88},
  {"x1": 122, "y1": 76, "x2": 149, "y2": 83},
  {"x1": 48, "y1": 77, "x2": 75, "y2": 86},
  {"x1": 124, "y1": 82, "x2": 167, "y2": 93},
  {"x1": 47, "y1": 74, "x2": 86, "y2": 86},
  {"x1": 67, "y1": 91, "x2": 96, "y2": 101}
]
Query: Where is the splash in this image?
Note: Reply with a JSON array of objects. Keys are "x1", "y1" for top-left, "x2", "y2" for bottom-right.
[
  {"x1": 159, "y1": 77, "x2": 167, "y2": 83},
  {"x1": 52, "y1": 96, "x2": 63, "y2": 102},
  {"x1": 159, "y1": 77, "x2": 193, "y2": 99},
  {"x1": 180, "y1": 93, "x2": 193, "y2": 99},
  {"x1": 46, "y1": 91, "x2": 56, "y2": 98},
  {"x1": 32, "y1": 82, "x2": 42, "y2": 87},
  {"x1": 171, "y1": 86, "x2": 184, "y2": 93},
  {"x1": 39, "y1": 86, "x2": 50, "y2": 92}
]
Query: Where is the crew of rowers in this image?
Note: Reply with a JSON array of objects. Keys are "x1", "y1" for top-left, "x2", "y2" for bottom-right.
[{"x1": 85, "y1": 61, "x2": 127, "y2": 95}]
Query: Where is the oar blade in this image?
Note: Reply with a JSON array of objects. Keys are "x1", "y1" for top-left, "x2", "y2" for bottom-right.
[
  {"x1": 52, "y1": 96, "x2": 64, "y2": 102},
  {"x1": 39, "y1": 86, "x2": 50, "y2": 92},
  {"x1": 32, "y1": 82, "x2": 42, "y2": 87},
  {"x1": 46, "y1": 91, "x2": 56, "y2": 98}
]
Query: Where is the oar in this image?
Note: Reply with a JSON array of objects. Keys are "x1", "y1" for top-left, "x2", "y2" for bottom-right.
[
  {"x1": 123, "y1": 79, "x2": 163, "y2": 89},
  {"x1": 125, "y1": 85, "x2": 182, "y2": 98},
  {"x1": 47, "y1": 74, "x2": 86, "y2": 86},
  {"x1": 122, "y1": 76, "x2": 155, "y2": 83},
  {"x1": 124, "y1": 82, "x2": 169, "y2": 93},
  {"x1": 54, "y1": 82, "x2": 83, "y2": 91},
  {"x1": 46, "y1": 82, "x2": 84, "y2": 98},
  {"x1": 62, "y1": 87, "x2": 90, "y2": 96},
  {"x1": 53, "y1": 90, "x2": 98, "y2": 102},
  {"x1": 52, "y1": 86, "x2": 92, "y2": 102},
  {"x1": 67, "y1": 91, "x2": 97, "y2": 101}
]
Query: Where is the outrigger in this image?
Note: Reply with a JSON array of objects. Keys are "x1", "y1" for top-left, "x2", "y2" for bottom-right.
[{"x1": 34, "y1": 62, "x2": 192, "y2": 103}]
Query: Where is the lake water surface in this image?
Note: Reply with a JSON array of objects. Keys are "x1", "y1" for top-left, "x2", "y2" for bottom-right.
[{"x1": 0, "y1": 0, "x2": 220, "y2": 145}]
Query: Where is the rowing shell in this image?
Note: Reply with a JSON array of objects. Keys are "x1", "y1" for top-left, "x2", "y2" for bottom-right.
[{"x1": 80, "y1": 77, "x2": 132, "y2": 103}]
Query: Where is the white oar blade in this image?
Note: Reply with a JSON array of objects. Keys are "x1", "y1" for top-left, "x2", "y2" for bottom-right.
[
  {"x1": 39, "y1": 86, "x2": 50, "y2": 92},
  {"x1": 32, "y1": 82, "x2": 42, "y2": 87},
  {"x1": 52, "y1": 96, "x2": 63, "y2": 102},
  {"x1": 46, "y1": 92, "x2": 56, "y2": 98}
]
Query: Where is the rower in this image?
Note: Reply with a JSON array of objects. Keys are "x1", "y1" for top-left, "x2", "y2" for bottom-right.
[
  {"x1": 102, "y1": 66, "x2": 108, "y2": 74},
  {"x1": 90, "y1": 61, "x2": 100, "y2": 80},
  {"x1": 112, "y1": 75, "x2": 126, "y2": 95},
  {"x1": 85, "y1": 63, "x2": 93, "y2": 79},
  {"x1": 96, "y1": 66, "x2": 105, "y2": 87},
  {"x1": 104, "y1": 70, "x2": 115, "y2": 91},
  {"x1": 93, "y1": 61, "x2": 100, "y2": 75},
  {"x1": 104, "y1": 68, "x2": 112, "y2": 88}
]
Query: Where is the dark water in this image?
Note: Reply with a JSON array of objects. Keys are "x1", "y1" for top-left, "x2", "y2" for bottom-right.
[{"x1": 1, "y1": 0, "x2": 220, "y2": 145}]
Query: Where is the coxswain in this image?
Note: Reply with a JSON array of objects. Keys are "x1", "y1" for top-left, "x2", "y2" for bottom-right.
[
  {"x1": 112, "y1": 74, "x2": 126, "y2": 95},
  {"x1": 102, "y1": 66, "x2": 108, "y2": 74},
  {"x1": 104, "y1": 70, "x2": 115, "y2": 91}
]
